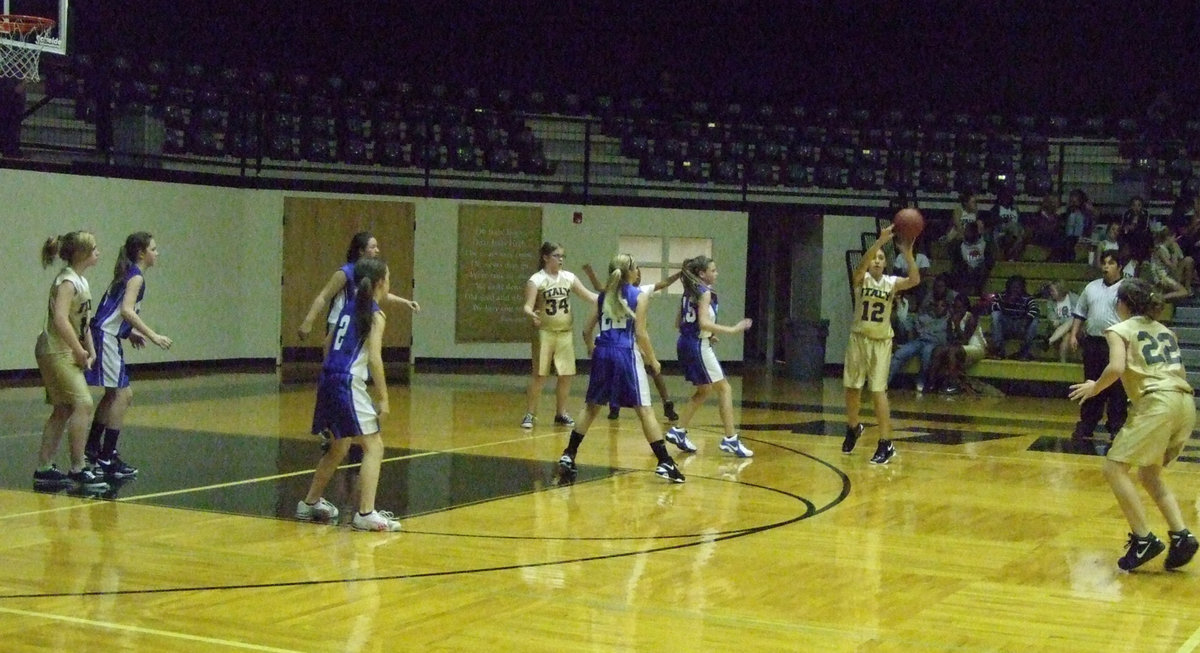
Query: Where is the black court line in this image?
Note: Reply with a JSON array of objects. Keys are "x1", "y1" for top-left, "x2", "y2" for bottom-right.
[{"x1": 0, "y1": 435, "x2": 849, "y2": 599}]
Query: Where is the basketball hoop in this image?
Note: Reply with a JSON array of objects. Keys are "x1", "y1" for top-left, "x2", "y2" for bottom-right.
[{"x1": 0, "y1": 14, "x2": 55, "y2": 81}]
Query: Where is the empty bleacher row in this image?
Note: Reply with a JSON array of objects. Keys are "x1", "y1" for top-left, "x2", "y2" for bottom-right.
[{"x1": 29, "y1": 54, "x2": 1200, "y2": 203}]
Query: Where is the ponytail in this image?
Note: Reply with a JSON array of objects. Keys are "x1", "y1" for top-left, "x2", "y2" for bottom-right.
[
  {"x1": 1117, "y1": 277, "x2": 1165, "y2": 319},
  {"x1": 352, "y1": 258, "x2": 388, "y2": 337},
  {"x1": 680, "y1": 255, "x2": 712, "y2": 301},
  {"x1": 603, "y1": 253, "x2": 636, "y2": 320},
  {"x1": 40, "y1": 231, "x2": 96, "y2": 268}
]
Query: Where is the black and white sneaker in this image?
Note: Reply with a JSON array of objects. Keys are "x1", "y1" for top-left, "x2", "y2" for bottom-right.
[
  {"x1": 558, "y1": 453, "x2": 577, "y2": 474},
  {"x1": 663, "y1": 401, "x2": 679, "y2": 422},
  {"x1": 1166, "y1": 529, "x2": 1199, "y2": 570},
  {"x1": 654, "y1": 460, "x2": 686, "y2": 483},
  {"x1": 1118, "y1": 532, "x2": 1166, "y2": 571},
  {"x1": 553, "y1": 414, "x2": 575, "y2": 427},
  {"x1": 33, "y1": 464, "x2": 69, "y2": 487},
  {"x1": 97, "y1": 452, "x2": 139, "y2": 479},
  {"x1": 67, "y1": 467, "x2": 109, "y2": 490},
  {"x1": 842, "y1": 423, "x2": 865, "y2": 454},
  {"x1": 869, "y1": 439, "x2": 896, "y2": 464}
]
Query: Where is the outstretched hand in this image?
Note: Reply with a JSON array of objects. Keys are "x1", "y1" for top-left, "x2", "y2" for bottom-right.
[{"x1": 1068, "y1": 379, "x2": 1097, "y2": 404}]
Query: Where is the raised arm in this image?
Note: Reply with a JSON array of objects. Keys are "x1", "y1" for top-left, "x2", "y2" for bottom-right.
[
  {"x1": 893, "y1": 234, "x2": 921, "y2": 292},
  {"x1": 855, "y1": 225, "x2": 897, "y2": 282},
  {"x1": 570, "y1": 276, "x2": 599, "y2": 305},
  {"x1": 385, "y1": 293, "x2": 421, "y2": 312},
  {"x1": 298, "y1": 269, "x2": 349, "y2": 340},
  {"x1": 582, "y1": 263, "x2": 603, "y2": 292},
  {"x1": 652, "y1": 270, "x2": 683, "y2": 293}
]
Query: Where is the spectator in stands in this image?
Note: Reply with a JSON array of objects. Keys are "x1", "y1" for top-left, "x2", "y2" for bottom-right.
[
  {"x1": 990, "y1": 188, "x2": 1024, "y2": 261},
  {"x1": 949, "y1": 221, "x2": 992, "y2": 297},
  {"x1": 1062, "y1": 189, "x2": 1093, "y2": 262},
  {"x1": 1068, "y1": 250, "x2": 1126, "y2": 441},
  {"x1": 1024, "y1": 194, "x2": 1065, "y2": 261},
  {"x1": 1145, "y1": 225, "x2": 1193, "y2": 301},
  {"x1": 919, "y1": 270, "x2": 956, "y2": 306},
  {"x1": 1044, "y1": 280, "x2": 1079, "y2": 362},
  {"x1": 887, "y1": 294, "x2": 950, "y2": 392},
  {"x1": 1177, "y1": 208, "x2": 1200, "y2": 264},
  {"x1": 941, "y1": 191, "x2": 979, "y2": 244},
  {"x1": 892, "y1": 232, "x2": 931, "y2": 302},
  {"x1": 989, "y1": 274, "x2": 1039, "y2": 360},
  {"x1": 892, "y1": 288, "x2": 916, "y2": 344},
  {"x1": 929, "y1": 293, "x2": 986, "y2": 394},
  {"x1": 1093, "y1": 221, "x2": 1121, "y2": 268},
  {"x1": 1120, "y1": 195, "x2": 1154, "y2": 256},
  {"x1": 1167, "y1": 192, "x2": 1197, "y2": 234}
]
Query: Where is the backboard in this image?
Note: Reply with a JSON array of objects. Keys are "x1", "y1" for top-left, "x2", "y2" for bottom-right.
[{"x1": 1, "y1": 0, "x2": 67, "y2": 55}]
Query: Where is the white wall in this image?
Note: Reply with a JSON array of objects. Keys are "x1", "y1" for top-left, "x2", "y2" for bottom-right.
[
  {"x1": 2, "y1": 170, "x2": 281, "y2": 371},
  {"x1": 0, "y1": 171, "x2": 749, "y2": 371},
  {"x1": 821, "y1": 213, "x2": 879, "y2": 365}
]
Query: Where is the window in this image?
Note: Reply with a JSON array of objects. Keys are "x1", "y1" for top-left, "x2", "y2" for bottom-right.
[{"x1": 617, "y1": 235, "x2": 712, "y2": 295}]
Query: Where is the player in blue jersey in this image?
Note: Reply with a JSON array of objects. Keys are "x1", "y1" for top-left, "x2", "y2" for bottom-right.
[
  {"x1": 664, "y1": 256, "x2": 753, "y2": 458},
  {"x1": 298, "y1": 231, "x2": 420, "y2": 344},
  {"x1": 84, "y1": 232, "x2": 173, "y2": 480},
  {"x1": 298, "y1": 257, "x2": 402, "y2": 531},
  {"x1": 298, "y1": 231, "x2": 420, "y2": 456},
  {"x1": 556, "y1": 253, "x2": 685, "y2": 483}
]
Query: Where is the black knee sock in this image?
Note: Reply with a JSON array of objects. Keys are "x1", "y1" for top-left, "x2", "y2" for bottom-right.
[
  {"x1": 650, "y1": 440, "x2": 671, "y2": 464},
  {"x1": 565, "y1": 430, "x2": 585, "y2": 457},
  {"x1": 101, "y1": 428, "x2": 121, "y2": 457},
  {"x1": 86, "y1": 422, "x2": 105, "y2": 454}
]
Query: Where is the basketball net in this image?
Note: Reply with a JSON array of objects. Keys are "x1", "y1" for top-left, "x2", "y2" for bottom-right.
[{"x1": 0, "y1": 15, "x2": 55, "y2": 81}]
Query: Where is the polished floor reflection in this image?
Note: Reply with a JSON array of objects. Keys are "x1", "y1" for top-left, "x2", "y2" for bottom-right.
[{"x1": 1, "y1": 370, "x2": 1199, "y2": 652}]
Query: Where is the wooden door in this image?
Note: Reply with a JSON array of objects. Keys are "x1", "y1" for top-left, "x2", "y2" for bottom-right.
[{"x1": 280, "y1": 196, "x2": 415, "y2": 382}]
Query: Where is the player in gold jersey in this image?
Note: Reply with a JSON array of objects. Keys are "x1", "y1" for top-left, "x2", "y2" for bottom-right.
[
  {"x1": 842, "y1": 224, "x2": 920, "y2": 464},
  {"x1": 1069, "y1": 278, "x2": 1198, "y2": 571}
]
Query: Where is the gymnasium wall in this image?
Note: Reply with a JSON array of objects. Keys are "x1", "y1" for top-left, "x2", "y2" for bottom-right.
[{"x1": 0, "y1": 171, "x2": 749, "y2": 372}]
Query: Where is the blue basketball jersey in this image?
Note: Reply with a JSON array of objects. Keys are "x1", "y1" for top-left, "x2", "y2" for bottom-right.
[
  {"x1": 92, "y1": 265, "x2": 144, "y2": 339},
  {"x1": 679, "y1": 285, "x2": 717, "y2": 341},
  {"x1": 594, "y1": 284, "x2": 641, "y2": 350},
  {"x1": 323, "y1": 299, "x2": 380, "y2": 380},
  {"x1": 325, "y1": 262, "x2": 357, "y2": 325}
]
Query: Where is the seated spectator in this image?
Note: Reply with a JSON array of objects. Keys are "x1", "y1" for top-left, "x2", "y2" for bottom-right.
[
  {"x1": 1023, "y1": 194, "x2": 1066, "y2": 261},
  {"x1": 989, "y1": 274, "x2": 1039, "y2": 360},
  {"x1": 1146, "y1": 226, "x2": 1193, "y2": 300},
  {"x1": 892, "y1": 233, "x2": 931, "y2": 302},
  {"x1": 1177, "y1": 210, "x2": 1200, "y2": 263},
  {"x1": 1043, "y1": 280, "x2": 1079, "y2": 362},
  {"x1": 888, "y1": 294, "x2": 950, "y2": 392},
  {"x1": 892, "y1": 288, "x2": 916, "y2": 344},
  {"x1": 1120, "y1": 195, "x2": 1154, "y2": 255},
  {"x1": 919, "y1": 273, "x2": 958, "y2": 315},
  {"x1": 941, "y1": 191, "x2": 979, "y2": 244},
  {"x1": 1167, "y1": 192, "x2": 1197, "y2": 234},
  {"x1": 990, "y1": 188, "x2": 1024, "y2": 261},
  {"x1": 929, "y1": 294, "x2": 986, "y2": 394},
  {"x1": 950, "y1": 221, "x2": 993, "y2": 297},
  {"x1": 1093, "y1": 221, "x2": 1121, "y2": 268},
  {"x1": 1062, "y1": 189, "x2": 1096, "y2": 262}
]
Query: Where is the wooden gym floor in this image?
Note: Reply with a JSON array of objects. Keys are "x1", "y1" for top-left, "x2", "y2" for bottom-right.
[{"x1": 1, "y1": 369, "x2": 1199, "y2": 652}]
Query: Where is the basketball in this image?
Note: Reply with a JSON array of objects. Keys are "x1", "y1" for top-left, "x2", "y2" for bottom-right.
[{"x1": 893, "y1": 208, "x2": 924, "y2": 241}]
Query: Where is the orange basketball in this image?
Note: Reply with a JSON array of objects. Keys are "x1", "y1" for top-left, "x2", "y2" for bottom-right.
[{"x1": 893, "y1": 208, "x2": 924, "y2": 241}]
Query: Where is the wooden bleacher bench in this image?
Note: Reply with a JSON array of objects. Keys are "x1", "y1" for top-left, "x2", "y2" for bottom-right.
[{"x1": 898, "y1": 355, "x2": 1081, "y2": 383}]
